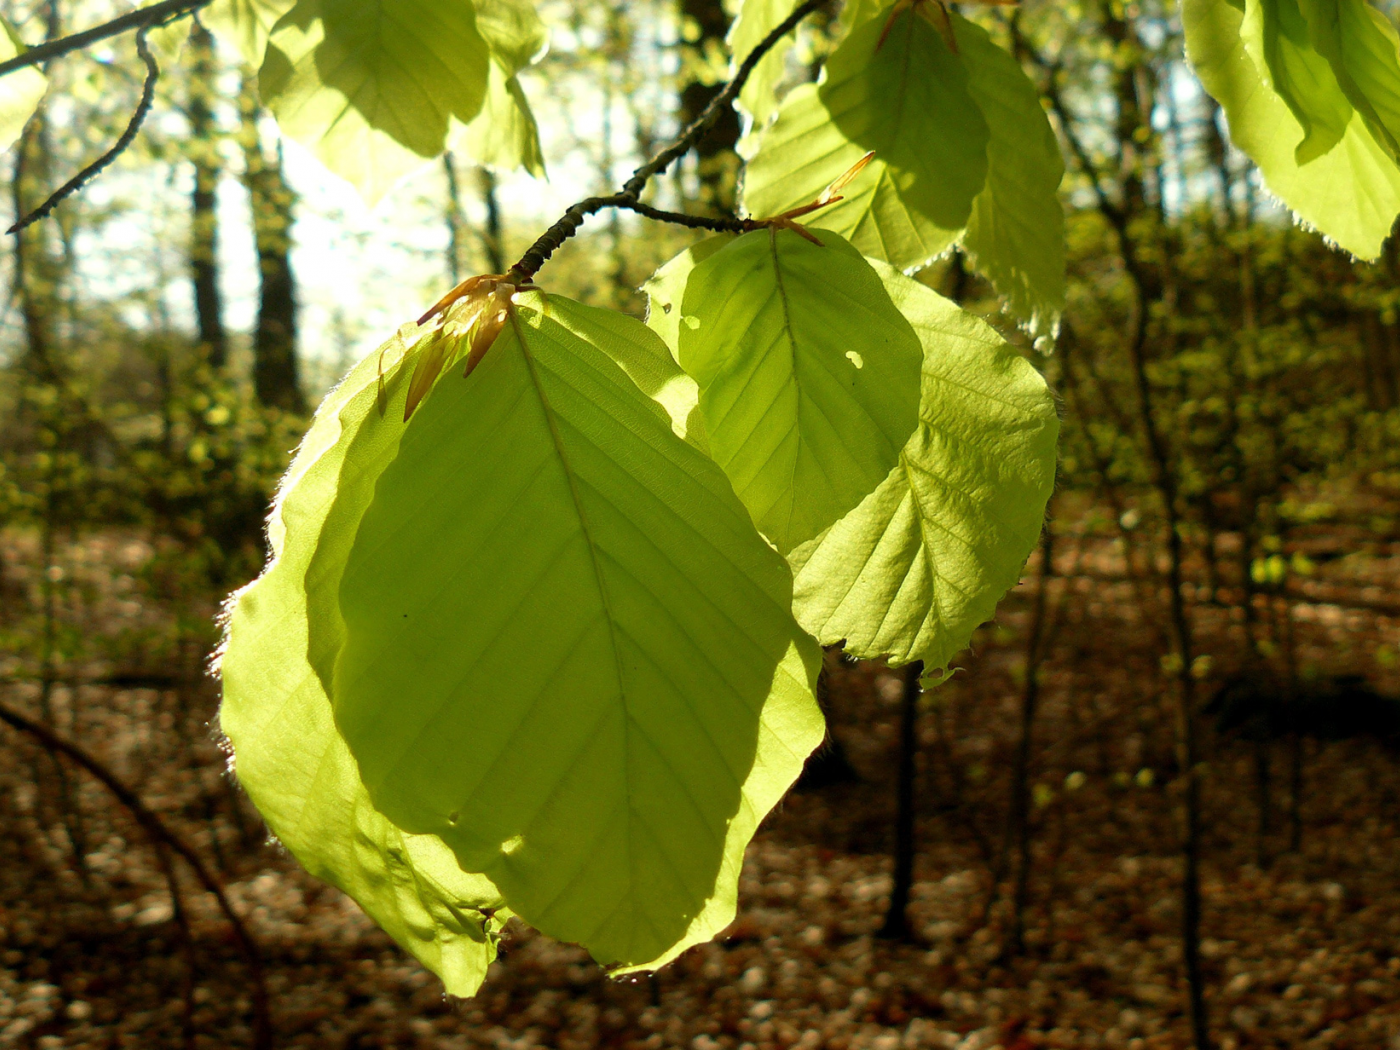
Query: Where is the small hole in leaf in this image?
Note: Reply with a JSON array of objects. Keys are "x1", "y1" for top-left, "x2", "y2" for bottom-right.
[
  {"x1": 447, "y1": 812, "x2": 459, "y2": 825},
  {"x1": 845, "y1": 350, "x2": 864, "y2": 369},
  {"x1": 661, "y1": 303, "x2": 672, "y2": 314},
  {"x1": 682, "y1": 315, "x2": 700, "y2": 331}
]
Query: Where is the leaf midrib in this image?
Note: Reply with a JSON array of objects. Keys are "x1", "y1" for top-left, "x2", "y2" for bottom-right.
[
  {"x1": 767, "y1": 229, "x2": 805, "y2": 543},
  {"x1": 508, "y1": 309, "x2": 639, "y2": 911}
]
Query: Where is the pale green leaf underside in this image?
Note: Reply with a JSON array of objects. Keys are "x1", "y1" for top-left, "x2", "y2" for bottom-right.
[
  {"x1": 1243, "y1": 0, "x2": 1354, "y2": 164},
  {"x1": 0, "y1": 18, "x2": 47, "y2": 154},
  {"x1": 678, "y1": 229, "x2": 923, "y2": 554},
  {"x1": 454, "y1": 61, "x2": 545, "y2": 176},
  {"x1": 219, "y1": 338, "x2": 508, "y2": 998},
  {"x1": 1184, "y1": 0, "x2": 1400, "y2": 259},
  {"x1": 454, "y1": 0, "x2": 547, "y2": 175},
  {"x1": 742, "y1": 12, "x2": 989, "y2": 272},
  {"x1": 729, "y1": 0, "x2": 800, "y2": 129},
  {"x1": 203, "y1": 0, "x2": 295, "y2": 65},
  {"x1": 324, "y1": 295, "x2": 823, "y2": 970},
  {"x1": 787, "y1": 262, "x2": 1058, "y2": 673},
  {"x1": 471, "y1": 0, "x2": 548, "y2": 77},
  {"x1": 1298, "y1": 0, "x2": 1400, "y2": 165},
  {"x1": 953, "y1": 13, "x2": 1065, "y2": 337},
  {"x1": 260, "y1": 0, "x2": 491, "y2": 201},
  {"x1": 839, "y1": 0, "x2": 890, "y2": 34},
  {"x1": 643, "y1": 234, "x2": 733, "y2": 356}
]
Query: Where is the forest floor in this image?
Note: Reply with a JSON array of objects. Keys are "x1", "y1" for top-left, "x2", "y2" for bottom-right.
[{"x1": 3, "y1": 514, "x2": 1400, "y2": 1050}]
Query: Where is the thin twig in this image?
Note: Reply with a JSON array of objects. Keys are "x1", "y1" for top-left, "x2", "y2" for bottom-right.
[
  {"x1": 8, "y1": 28, "x2": 160, "y2": 234},
  {"x1": 0, "y1": 699, "x2": 273, "y2": 1050},
  {"x1": 150, "y1": 837, "x2": 199, "y2": 1050},
  {"x1": 621, "y1": 199, "x2": 747, "y2": 233},
  {"x1": 0, "y1": 0, "x2": 207, "y2": 78},
  {"x1": 509, "y1": 0, "x2": 825, "y2": 280}
]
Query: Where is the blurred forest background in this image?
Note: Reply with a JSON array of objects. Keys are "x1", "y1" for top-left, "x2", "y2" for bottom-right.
[{"x1": 4, "y1": 0, "x2": 1400, "y2": 1048}]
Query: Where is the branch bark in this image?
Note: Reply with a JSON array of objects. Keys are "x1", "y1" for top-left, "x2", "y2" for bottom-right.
[
  {"x1": 509, "y1": 0, "x2": 826, "y2": 280},
  {"x1": 0, "y1": 699, "x2": 273, "y2": 1050},
  {"x1": 0, "y1": 0, "x2": 209, "y2": 78},
  {"x1": 8, "y1": 28, "x2": 161, "y2": 233}
]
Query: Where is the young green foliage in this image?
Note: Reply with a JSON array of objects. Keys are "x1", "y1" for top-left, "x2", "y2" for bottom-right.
[
  {"x1": 1185, "y1": 0, "x2": 1400, "y2": 258},
  {"x1": 316, "y1": 294, "x2": 824, "y2": 971},
  {"x1": 676, "y1": 229, "x2": 923, "y2": 554},
  {"x1": 953, "y1": 12, "x2": 1065, "y2": 338},
  {"x1": 206, "y1": 0, "x2": 545, "y2": 187},
  {"x1": 456, "y1": 61, "x2": 545, "y2": 176},
  {"x1": 1297, "y1": 0, "x2": 1400, "y2": 165},
  {"x1": 786, "y1": 261, "x2": 1058, "y2": 674},
  {"x1": 203, "y1": 0, "x2": 295, "y2": 65},
  {"x1": 729, "y1": 0, "x2": 801, "y2": 131},
  {"x1": 213, "y1": 0, "x2": 1074, "y2": 999},
  {"x1": 454, "y1": 0, "x2": 549, "y2": 175},
  {"x1": 742, "y1": 10, "x2": 990, "y2": 272},
  {"x1": 0, "y1": 17, "x2": 47, "y2": 153},
  {"x1": 643, "y1": 234, "x2": 732, "y2": 356},
  {"x1": 219, "y1": 339, "x2": 509, "y2": 999},
  {"x1": 1243, "y1": 0, "x2": 1354, "y2": 164},
  {"x1": 739, "y1": 2, "x2": 1063, "y2": 334},
  {"x1": 258, "y1": 0, "x2": 493, "y2": 199}
]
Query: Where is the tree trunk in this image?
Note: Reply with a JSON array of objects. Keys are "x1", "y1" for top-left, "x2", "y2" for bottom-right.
[
  {"x1": 239, "y1": 75, "x2": 302, "y2": 413},
  {"x1": 878, "y1": 661, "x2": 923, "y2": 941},
  {"x1": 479, "y1": 166, "x2": 506, "y2": 275},
  {"x1": 13, "y1": 118, "x2": 60, "y2": 378},
  {"x1": 188, "y1": 24, "x2": 226, "y2": 369},
  {"x1": 1005, "y1": 522, "x2": 1055, "y2": 958},
  {"x1": 444, "y1": 151, "x2": 466, "y2": 284}
]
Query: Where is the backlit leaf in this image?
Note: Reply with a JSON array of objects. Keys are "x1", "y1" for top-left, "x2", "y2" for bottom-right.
[
  {"x1": 953, "y1": 12, "x2": 1065, "y2": 337},
  {"x1": 787, "y1": 262, "x2": 1058, "y2": 673},
  {"x1": 203, "y1": 0, "x2": 295, "y2": 65},
  {"x1": 259, "y1": 0, "x2": 491, "y2": 201},
  {"x1": 219, "y1": 335, "x2": 509, "y2": 998},
  {"x1": 472, "y1": 0, "x2": 548, "y2": 77},
  {"x1": 741, "y1": 11, "x2": 990, "y2": 272},
  {"x1": 1297, "y1": 0, "x2": 1400, "y2": 164},
  {"x1": 729, "y1": 0, "x2": 800, "y2": 130},
  {"x1": 0, "y1": 18, "x2": 47, "y2": 153},
  {"x1": 1184, "y1": 0, "x2": 1400, "y2": 259},
  {"x1": 677, "y1": 229, "x2": 924, "y2": 554},
  {"x1": 1241, "y1": 0, "x2": 1353, "y2": 164},
  {"x1": 454, "y1": 62, "x2": 545, "y2": 176},
  {"x1": 643, "y1": 233, "x2": 733, "y2": 356},
  {"x1": 318, "y1": 294, "x2": 824, "y2": 970},
  {"x1": 452, "y1": 0, "x2": 547, "y2": 173}
]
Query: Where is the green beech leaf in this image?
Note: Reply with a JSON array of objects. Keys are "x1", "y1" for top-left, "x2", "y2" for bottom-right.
[
  {"x1": 0, "y1": 18, "x2": 47, "y2": 153},
  {"x1": 456, "y1": 0, "x2": 547, "y2": 174},
  {"x1": 259, "y1": 0, "x2": 492, "y2": 201},
  {"x1": 953, "y1": 13, "x2": 1065, "y2": 337},
  {"x1": 838, "y1": 0, "x2": 888, "y2": 34},
  {"x1": 742, "y1": 10, "x2": 990, "y2": 272},
  {"x1": 787, "y1": 261, "x2": 1058, "y2": 673},
  {"x1": 472, "y1": 0, "x2": 548, "y2": 77},
  {"x1": 1242, "y1": 0, "x2": 1353, "y2": 164},
  {"x1": 219, "y1": 336, "x2": 509, "y2": 998},
  {"x1": 677, "y1": 229, "x2": 924, "y2": 554},
  {"x1": 317, "y1": 294, "x2": 823, "y2": 971},
  {"x1": 454, "y1": 0, "x2": 547, "y2": 175},
  {"x1": 1297, "y1": 0, "x2": 1400, "y2": 164},
  {"x1": 203, "y1": 0, "x2": 296, "y2": 65},
  {"x1": 1184, "y1": 0, "x2": 1400, "y2": 259},
  {"x1": 454, "y1": 62, "x2": 545, "y2": 176},
  {"x1": 729, "y1": 0, "x2": 800, "y2": 130},
  {"x1": 643, "y1": 233, "x2": 733, "y2": 356}
]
